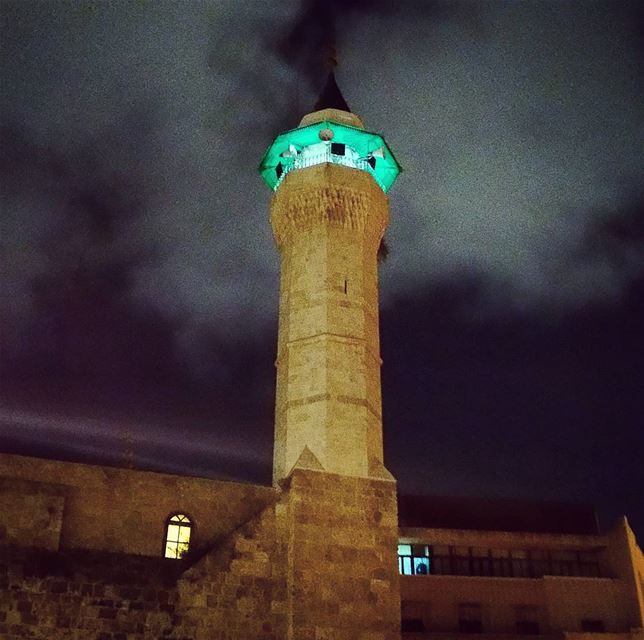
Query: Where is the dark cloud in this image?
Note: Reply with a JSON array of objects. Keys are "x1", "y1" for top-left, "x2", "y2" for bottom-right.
[
  {"x1": 2, "y1": 1, "x2": 642, "y2": 335},
  {"x1": 276, "y1": 0, "x2": 454, "y2": 90},
  {"x1": 579, "y1": 194, "x2": 644, "y2": 265},
  {"x1": 381, "y1": 272, "x2": 644, "y2": 534}
]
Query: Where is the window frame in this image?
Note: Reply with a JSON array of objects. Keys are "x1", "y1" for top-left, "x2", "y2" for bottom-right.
[
  {"x1": 581, "y1": 619, "x2": 605, "y2": 633},
  {"x1": 515, "y1": 605, "x2": 540, "y2": 635},
  {"x1": 397, "y1": 542, "x2": 602, "y2": 579},
  {"x1": 163, "y1": 512, "x2": 194, "y2": 560},
  {"x1": 398, "y1": 543, "x2": 431, "y2": 576},
  {"x1": 458, "y1": 602, "x2": 483, "y2": 634},
  {"x1": 401, "y1": 600, "x2": 430, "y2": 633}
]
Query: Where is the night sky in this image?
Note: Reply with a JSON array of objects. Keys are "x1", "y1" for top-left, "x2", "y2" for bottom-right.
[{"x1": 1, "y1": 1, "x2": 643, "y2": 537}]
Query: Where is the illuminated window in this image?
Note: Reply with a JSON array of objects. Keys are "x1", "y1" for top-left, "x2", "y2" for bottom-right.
[
  {"x1": 398, "y1": 543, "x2": 431, "y2": 575},
  {"x1": 164, "y1": 514, "x2": 192, "y2": 559}
]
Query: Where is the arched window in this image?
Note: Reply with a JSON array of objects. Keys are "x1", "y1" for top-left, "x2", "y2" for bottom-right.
[{"x1": 164, "y1": 513, "x2": 192, "y2": 559}]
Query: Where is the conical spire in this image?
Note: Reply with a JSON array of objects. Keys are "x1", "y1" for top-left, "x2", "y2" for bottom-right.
[{"x1": 313, "y1": 71, "x2": 350, "y2": 112}]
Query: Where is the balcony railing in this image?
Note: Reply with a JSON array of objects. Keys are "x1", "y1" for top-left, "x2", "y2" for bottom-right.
[{"x1": 275, "y1": 147, "x2": 373, "y2": 189}]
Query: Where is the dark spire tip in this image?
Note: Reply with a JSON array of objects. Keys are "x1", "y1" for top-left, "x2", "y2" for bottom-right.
[{"x1": 313, "y1": 71, "x2": 350, "y2": 112}]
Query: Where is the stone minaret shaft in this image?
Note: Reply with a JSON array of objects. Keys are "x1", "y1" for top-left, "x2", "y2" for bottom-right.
[{"x1": 271, "y1": 132, "x2": 390, "y2": 484}]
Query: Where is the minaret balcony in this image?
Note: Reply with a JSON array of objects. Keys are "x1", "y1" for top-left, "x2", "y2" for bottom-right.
[{"x1": 259, "y1": 120, "x2": 401, "y2": 194}]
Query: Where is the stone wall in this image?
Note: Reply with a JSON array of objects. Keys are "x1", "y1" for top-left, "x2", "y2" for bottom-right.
[
  {"x1": 172, "y1": 500, "x2": 287, "y2": 639},
  {"x1": 0, "y1": 466, "x2": 402, "y2": 640},
  {"x1": 284, "y1": 468, "x2": 400, "y2": 640},
  {"x1": 0, "y1": 501, "x2": 286, "y2": 640},
  {"x1": 0, "y1": 477, "x2": 66, "y2": 550},
  {"x1": 0, "y1": 544, "x2": 184, "y2": 639},
  {"x1": 0, "y1": 453, "x2": 276, "y2": 556}
]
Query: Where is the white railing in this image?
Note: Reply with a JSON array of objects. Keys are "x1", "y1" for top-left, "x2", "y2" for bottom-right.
[{"x1": 275, "y1": 146, "x2": 372, "y2": 190}]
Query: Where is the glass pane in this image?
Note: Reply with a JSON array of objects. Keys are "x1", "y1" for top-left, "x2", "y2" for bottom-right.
[
  {"x1": 454, "y1": 557, "x2": 470, "y2": 575},
  {"x1": 178, "y1": 526, "x2": 191, "y2": 543},
  {"x1": 165, "y1": 541, "x2": 178, "y2": 559},
  {"x1": 167, "y1": 525, "x2": 179, "y2": 542},
  {"x1": 512, "y1": 560, "x2": 529, "y2": 577},
  {"x1": 402, "y1": 557, "x2": 412, "y2": 575},
  {"x1": 413, "y1": 558, "x2": 430, "y2": 575},
  {"x1": 472, "y1": 557, "x2": 492, "y2": 576},
  {"x1": 492, "y1": 558, "x2": 511, "y2": 576},
  {"x1": 177, "y1": 542, "x2": 189, "y2": 558},
  {"x1": 433, "y1": 556, "x2": 449, "y2": 575},
  {"x1": 398, "y1": 544, "x2": 412, "y2": 556}
]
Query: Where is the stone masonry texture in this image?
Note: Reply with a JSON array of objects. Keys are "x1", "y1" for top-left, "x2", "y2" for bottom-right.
[
  {"x1": 0, "y1": 466, "x2": 400, "y2": 640},
  {"x1": 0, "y1": 453, "x2": 277, "y2": 557},
  {"x1": 283, "y1": 468, "x2": 400, "y2": 640},
  {"x1": 271, "y1": 162, "x2": 390, "y2": 483}
]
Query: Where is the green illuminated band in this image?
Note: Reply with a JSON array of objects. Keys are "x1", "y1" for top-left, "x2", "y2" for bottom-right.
[{"x1": 259, "y1": 120, "x2": 401, "y2": 193}]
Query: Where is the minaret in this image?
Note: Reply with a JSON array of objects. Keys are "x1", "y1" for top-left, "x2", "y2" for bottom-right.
[
  {"x1": 260, "y1": 75, "x2": 401, "y2": 485},
  {"x1": 260, "y1": 76, "x2": 402, "y2": 639}
]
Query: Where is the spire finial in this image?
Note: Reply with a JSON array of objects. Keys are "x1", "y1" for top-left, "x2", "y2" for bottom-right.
[{"x1": 322, "y1": 29, "x2": 337, "y2": 73}]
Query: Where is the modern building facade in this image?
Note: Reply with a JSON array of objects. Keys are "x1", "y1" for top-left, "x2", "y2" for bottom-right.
[
  {"x1": 397, "y1": 495, "x2": 644, "y2": 637},
  {"x1": 1, "y1": 80, "x2": 642, "y2": 640}
]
